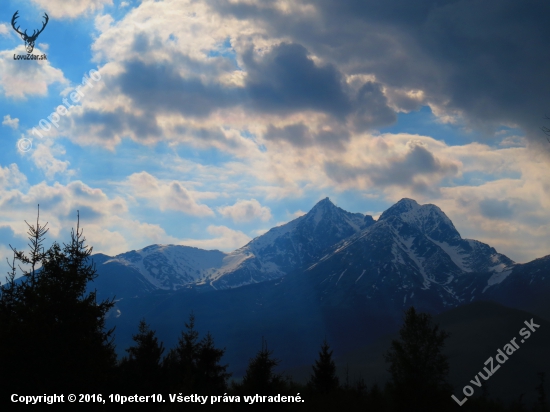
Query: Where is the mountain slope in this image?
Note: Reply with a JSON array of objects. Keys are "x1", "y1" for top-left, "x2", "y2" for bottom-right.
[
  {"x1": 94, "y1": 196, "x2": 550, "y2": 381},
  {"x1": 92, "y1": 197, "x2": 374, "y2": 295},
  {"x1": 303, "y1": 198, "x2": 513, "y2": 314},
  {"x1": 197, "y1": 197, "x2": 374, "y2": 289}
]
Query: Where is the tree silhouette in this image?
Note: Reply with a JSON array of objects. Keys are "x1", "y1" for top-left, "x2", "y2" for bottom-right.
[
  {"x1": 120, "y1": 319, "x2": 165, "y2": 393},
  {"x1": 195, "y1": 332, "x2": 231, "y2": 394},
  {"x1": 308, "y1": 339, "x2": 339, "y2": 394},
  {"x1": 537, "y1": 372, "x2": 548, "y2": 412},
  {"x1": 163, "y1": 312, "x2": 230, "y2": 395},
  {"x1": 0, "y1": 208, "x2": 116, "y2": 395},
  {"x1": 384, "y1": 306, "x2": 451, "y2": 412},
  {"x1": 241, "y1": 337, "x2": 285, "y2": 395}
]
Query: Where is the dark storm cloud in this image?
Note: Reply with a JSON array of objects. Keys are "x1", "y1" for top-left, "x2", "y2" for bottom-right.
[
  {"x1": 106, "y1": 45, "x2": 395, "y2": 145},
  {"x1": 208, "y1": 0, "x2": 550, "y2": 143},
  {"x1": 75, "y1": 108, "x2": 162, "y2": 142},
  {"x1": 479, "y1": 198, "x2": 514, "y2": 219},
  {"x1": 264, "y1": 123, "x2": 351, "y2": 150},
  {"x1": 324, "y1": 142, "x2": 458, "y2": 189},
  {"x1": 243, "y1": 43, "x2": 351, "y2": 116},
  {"x1": 117, "y1": 61, "x2": 240, "y2": 118}
]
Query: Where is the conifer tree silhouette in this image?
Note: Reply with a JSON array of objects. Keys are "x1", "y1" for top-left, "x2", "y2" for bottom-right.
[
  {"x1": 195, "y1": 332, "x2": 231, "y2": 394},
  {"x1": 241, "y1": 337, "x2": 285, "y2": 395},
  {"x1": 308, "y1": 339, "x2": 339, "y2": 394},
  {"x1": 163, "y1": 312, "x2": 230, "y2": 395},
  {"x1": 537, "y1": 372, "x2": 548, "y2": 412},
  {"x1": 120, "y1": 319, "x2": 165, "y2": 393},
  {"x1": 384, "y1": 306, "x2": 451, "y2": 412},
  {"x1": 0, "y1": 208, "x2": 116, "y2": 395}
]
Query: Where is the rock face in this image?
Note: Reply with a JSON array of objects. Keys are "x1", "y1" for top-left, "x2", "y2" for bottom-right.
[
  {"x1": 205, "y1": 197, "x2": 373, "y2": 289},
  {"x1": 93, "y1": 197, "x2": 550, "y2": 377},
  {"x1": 92, "y1": 197, "x2": 375, "y2": 296},
  {"x1": 93, "y1": 197, "x2": 550, "y2": 317},
  {"x1": 302, "y1": 198, "x2": 514, "y2": 314}
]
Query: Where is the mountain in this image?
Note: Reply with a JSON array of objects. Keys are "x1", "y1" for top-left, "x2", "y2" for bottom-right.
[
  {"x1": 203, "y1": 197, "x2": 374, "y2": 289},
  {"x1": 455, "y1": 255, "x2": 550, "y2": 320},
  {"x1": 90, "y1": 245, "x2": 226, "y2": 300},
  {"x1": 92, "y1": 197, "x2": 375, "y2": 297},
  {"x1": 90, "y1": 196, "x2": 550, "y2": 380},
  {"x1": 303, "y1": 198, "x2": 513, "y2": 314}
]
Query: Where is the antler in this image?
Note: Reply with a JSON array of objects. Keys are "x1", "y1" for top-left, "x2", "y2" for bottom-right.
[
  {"x1": 11, "y1": 11, "x2": 26, "y2": 38},
  {"x1": 31, "y1": 13, "x2": 49, "y2": 40}
]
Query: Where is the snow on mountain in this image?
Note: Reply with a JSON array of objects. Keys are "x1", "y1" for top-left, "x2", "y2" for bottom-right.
[
  {"x1": 92, "y1": 197, "x2": 374, "y2": 293},
  {"x1": 92, "y1": 197, "x2": 521, "y2": 306},
  {"x1": 301, "y1": 198, "x2": 516, "y2": 312},
  {"x1": 97, "y1": 244, "x2": 226, "y2": 292},
  {"x1": 206, "y1": 198, "x2": 374, "y2": 289}
]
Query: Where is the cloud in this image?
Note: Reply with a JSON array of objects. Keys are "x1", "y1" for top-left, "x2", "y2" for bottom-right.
[
  {"x1": 181, "y1": 225, "x2": 251, "y2": 251},
  {"x1": 2, "y1": 115, "x2": 19, "y2": 129},
  {"x1": 0, "y1": 49, "x2": 67, "y2": 99},
  {"x1": 243, "y1": 42, "x2": 351, "y2": 116},
  {"x1": 30, "y1": 141, "x2": 73, "y2": 179},
  {"x1": 218, "y1": 198, "x2": 272, "y2": 222},
  {"x1": 324, "y1": 137, "x2": 460, "y2": 193},
  {"x1": 0, "y1": 24, "x2": 9, "y2": 36},
  {"x1": 264, "y1": 123, "x2": 350, "y2": 151},
  {"x1": 30, "y1": 0, "x2": 113, "y2": 18},
  {"x1": 0, "y1": 164, "x2": 28, "y2": 190},
  {"x1": 126, "y1": 172, "x2": 215, "y2": 217},
  {"x1": 60, "y1": 0, "x2": 397, "y2": 152},
  {"x1": 479, "y1": 198, "x2": 514, "y2": 220},
  {"x1": 290, "y1": 209, "x2": 306, "y2": 219}
]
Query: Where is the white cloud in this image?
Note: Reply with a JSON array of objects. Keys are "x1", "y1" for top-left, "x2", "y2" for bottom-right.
[
  {"x1": 30, "y1": 141, "x2": 73, "y2": 179},
  {"x1": 30, "y1": 0, "x2": 113, "y2": 19},
  {"x1": 218, "y1": 199, "x2": 272, "y2": 222},
  {"x1": 181, "y1": 225, "x2": 251, "y2": 251},
  {"x1": 2, "y1": 115, "x2": 19, "y2": 129},
  {"x1": 0, "y1": 24, "x2": 9, "y2": 36},
  {"x1": 0, "y1": 164, "x2": 28, "y2": 190},
  {"x1": 290, "y1": 209, "x2": 306, "y2": 219},
  {"x1": 126, "y1": 171, "x2": 214, "y2": 217},
  {"x1": 0, "y1": 48, "x2": 67, "y2": 99}
]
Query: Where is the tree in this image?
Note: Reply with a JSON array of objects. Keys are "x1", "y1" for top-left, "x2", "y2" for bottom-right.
[
  {"x1": 241, "y1": 337, "x2": 285, "y2": 395},
  {"x1": 308, "y1": 339, "x2": 339, "y2": 394},
  {"x1": 0, "y1": 208, "x2": 116, "y2": 395},
  {"x1": 120, "y1": 319, "x2": 165, "y2": 393},
  {"x1": 384, "y1": 306, "x2": 451, "y2": 412},
  {"x1": 537, "y1": 372, "x2": 548, "y2": 412},
  {"x1": 195, "y1": 332, "x2": 231, "y2": 394},
  {"x1": 163, "y1": 312, "x2": 230, "y2": 394}
]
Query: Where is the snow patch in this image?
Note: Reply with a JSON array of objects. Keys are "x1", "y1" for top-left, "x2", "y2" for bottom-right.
[{"x1": 487, "y1": 269, "x2": 512, "y2": 286}]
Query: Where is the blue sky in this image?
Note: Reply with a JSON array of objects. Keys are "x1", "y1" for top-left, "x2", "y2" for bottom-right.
[{"x1": 1, "y1": 0, "x2": 550, "y2": 276}]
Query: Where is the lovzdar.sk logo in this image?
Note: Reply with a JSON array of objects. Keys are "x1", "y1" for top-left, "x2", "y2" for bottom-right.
[{"x1": 11, "y1": 10, "x2": 49, "y2": 60}]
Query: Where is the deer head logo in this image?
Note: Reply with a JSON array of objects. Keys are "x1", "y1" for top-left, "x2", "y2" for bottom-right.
[{"x1": 11, "y1": 11, "x2": 49, "y2": 54}]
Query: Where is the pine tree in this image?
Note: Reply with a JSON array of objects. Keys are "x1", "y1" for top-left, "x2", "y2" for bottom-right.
[
  {"x1": 195, "y1": 332, "x2": 231, "y2": 394},
  {"x1": 537, "y1": 372, "x2": 548, "y2": 412},
  {"x1": 241, "y1": 338, "x2": 285, "y2": 395},
  {"x1": 384, "y1": 306, "x2": 451, "y2": 412},
  {"x1": 163, "y1": 312, "x2": 230, "y2": 394},
  {"x1": 308, "y1": 339, "x2": 339, "y2": 394},
  {"x1": 0, "y1": 209, "x2": 116, "y2": 395},
  {"x1": 120, "y1": 319, "x2": 165, "y2": 393}
]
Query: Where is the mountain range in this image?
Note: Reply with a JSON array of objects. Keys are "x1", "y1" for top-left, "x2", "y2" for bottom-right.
[{"x1": 89, "y1": 197, "x2": 550, "y2": 378}]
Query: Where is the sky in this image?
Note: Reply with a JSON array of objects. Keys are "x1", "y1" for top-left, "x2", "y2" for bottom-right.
[{"x1": 1, "y1": 0, "x2": 550, "y2": 277}]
